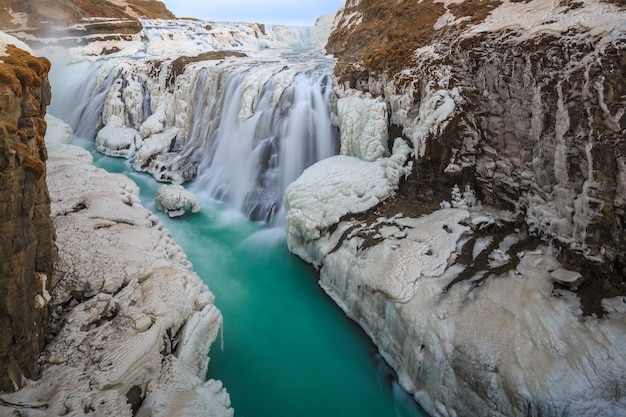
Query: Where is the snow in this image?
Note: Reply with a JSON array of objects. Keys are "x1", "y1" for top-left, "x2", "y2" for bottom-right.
[
  {"x1": 7, "y1": 10, "x2": 28, "y2": 30},
  {"x1": 406, "y1": 87, "x2": 459, "y2": 157},
  {"x1": 285, "y1": 138, "x2": 412, "y2": 242},
  {"x1": 470, "y1": 0, "x2": 626, "y2": 38},
  {"x1": 337, "y1": 92, "x2": 389, "y2": 162},
  {"x1": 95, "y1": 116, "x2": 142, "y2": 158},
  {"x1": 292, "y1": 200, "x2": 626, "y2": 416},
  {"x1": 140, "y1": 106, "x2": 167, "y2": 138},
  {"x1": 0, "y1": 31, "x2": 32, "y2": 56},
  {"x1": 0, "y1": 116, "x2": 232, "y2": 417},
  {"x1": 352, "y1": 209, "x2": 471, "y2": 302},
  {"x1": 550, "y1": 268, "x2": 584, "y2": 290},
  {"x1": 133, "y1": 127, "x2": 179, "y2": 173}
]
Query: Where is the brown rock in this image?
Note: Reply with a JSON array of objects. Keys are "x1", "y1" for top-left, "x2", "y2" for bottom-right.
[{"x1": 0, "y1": 45, "x2": 55, "y2": 392}]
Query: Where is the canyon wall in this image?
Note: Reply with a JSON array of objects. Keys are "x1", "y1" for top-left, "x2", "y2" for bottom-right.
[
  {"x1": 0, "y1": 40, "x2": 55, "y2": 392},
  {"x1": 0, "y1": 0, "x2": 174, "y2": 30},
  {"x1": 326, "y1": 0, "x2": 626, "y2": 275},
  {"x1": 284, "y1": 1, "x2": 626, "y2": 416}
]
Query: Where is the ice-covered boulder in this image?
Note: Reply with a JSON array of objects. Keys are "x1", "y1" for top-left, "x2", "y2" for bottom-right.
[
  {"x1": 285, "y1": 138, "x2": 412, "y2": 244},
  {"x1": 156, "y1": 184, "x2": 201, "y2": 218},
  {"x1": 133, "y1": 127, "x2": 179, "y2": 173},
  {"x1": 95, "y1": 115, "x2": 142, "y2": 158}
]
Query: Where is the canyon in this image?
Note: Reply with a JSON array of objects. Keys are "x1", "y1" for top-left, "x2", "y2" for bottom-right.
[{"x1": 1, "y1": 1, "x2": 625, "y2": 416}]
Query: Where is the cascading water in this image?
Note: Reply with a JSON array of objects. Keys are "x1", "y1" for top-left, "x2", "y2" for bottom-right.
[
  {"x1": 189, "y1": 69, "x2": 338, "y2": 222},
  {"x1": 44, "y1": 19, "x2": 428, "y2": 417},
  {"x1": 49, "y1": 40, "x2": 337, "y2": 223}
]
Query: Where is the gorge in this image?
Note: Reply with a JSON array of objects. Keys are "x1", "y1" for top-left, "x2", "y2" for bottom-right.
[{"x1": 1, "y1": 1, "x2": 626, "y2": 417}]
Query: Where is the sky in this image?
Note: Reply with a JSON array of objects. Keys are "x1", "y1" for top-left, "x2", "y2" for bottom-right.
[{"x1": 162, "y1": 0, "x2": 346, "y2": 26}]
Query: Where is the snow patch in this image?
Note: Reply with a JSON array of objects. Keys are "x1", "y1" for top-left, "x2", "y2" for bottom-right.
[
  {"x1": 0, "y1": 31, "x2": 32, "y2": 56},
  {"x1": 470, "y1": 0, "x2": 626, "y2": 38}
]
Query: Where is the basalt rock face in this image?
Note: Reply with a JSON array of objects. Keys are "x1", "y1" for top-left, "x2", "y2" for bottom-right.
[
  {"x1": 327, "y1": 0, "x2": 626, "y2": 286},
  {"x1": 0, "y1": 44, "x2": 55, "y2": 391}
]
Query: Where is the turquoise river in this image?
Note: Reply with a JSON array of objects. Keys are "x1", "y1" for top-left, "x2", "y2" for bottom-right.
[{"x1": 91, "y1": 152, "x2": 428, "y2": 417}]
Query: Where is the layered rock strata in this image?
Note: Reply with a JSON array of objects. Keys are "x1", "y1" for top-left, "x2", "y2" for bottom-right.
[
  {"x1": 0, "y1": 115, "x2": 232, "y2": 416},
  {"x1": 0, "y1": 38, "x2": 55, "y2": 392},
  {"x1": 286, "y1": 1, "x2": 626, "y2": 416}
]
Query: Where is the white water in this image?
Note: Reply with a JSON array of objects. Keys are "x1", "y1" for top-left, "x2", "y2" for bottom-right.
[
  {"x1": 189, "y1": 68, "x2": 338, "y2": 222},
  {"x1": 49, "y1": 49, "x2": 337, "y2": 223}
]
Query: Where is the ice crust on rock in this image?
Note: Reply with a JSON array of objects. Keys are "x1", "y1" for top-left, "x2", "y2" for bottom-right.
[
  {"x1": 156, "y1": 184, "x2": 201, "y2": 218},
  {"x1": 285, "y1": 138, "x2": 412, "y2": 242},
  {"x1": 337, "y1": 91, "x2": 389, "y2": 161},
  {"x1": 0, "y1": 116, "x2": 233, "y2": 417},
  {"x1": 287, "y1": 195, "x2": 626, "y2": 416},
  {"x1": 331, "y1": 209, "x2": 470, "y2": 303}
]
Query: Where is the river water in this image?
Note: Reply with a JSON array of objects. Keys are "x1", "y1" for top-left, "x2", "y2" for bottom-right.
[{"x1": 92, "y1": 153, "x2": 427, "y2": 417}]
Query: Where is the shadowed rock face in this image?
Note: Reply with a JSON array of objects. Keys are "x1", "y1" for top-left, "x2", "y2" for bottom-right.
[
  {"x1": 326, "y1": 0, "x2": 626, "y2": 287},
  {"x1": 0, "y1": 45, "x2": 55, "y2": 392}
]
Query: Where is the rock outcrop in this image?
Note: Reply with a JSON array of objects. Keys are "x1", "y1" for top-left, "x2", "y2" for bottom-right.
[
  {"x1": 326, "y1": 0, "x2": 626, "y2": 277},
  {"x1": 285, "y1": 1, "x2": 626, "y2": 416},
  {"x1": 0, "y1": 0, "x2": 174, "y2": 30},
  {"x1": 0, "y1": 37, "x2": 55, "y2": 392}
]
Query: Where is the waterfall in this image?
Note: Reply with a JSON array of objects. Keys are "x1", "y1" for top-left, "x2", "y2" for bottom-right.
[
  {"x1": 48, "y1": 60, "x2": 118, "y2": 141},
  {"x1": 46, "y1": 21, "x2": 339, "y2": 223},
  {"x1": 189, "y1": 69, "x2": 338, "y2": 222}
]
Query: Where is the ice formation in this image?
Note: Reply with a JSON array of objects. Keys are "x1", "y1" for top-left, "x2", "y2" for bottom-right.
[
  {"x1": 285, "y1": 138, "x2": 412, "y2": 242},
  {"x1": 286, "y1": 190, "x2": 626, "y2": 417},
  {"x1": 285, "y1": 0, "x2": 626, "y2": 416},
  {"x1": 156, "y1": 184, "x2": 201, "y2": 217},
  {"x1": 336, "y1": 91, "x2": 389, "y2": 161},
  {"x1": 0, "y1": 115, "x2": 233, "y2": 417}
]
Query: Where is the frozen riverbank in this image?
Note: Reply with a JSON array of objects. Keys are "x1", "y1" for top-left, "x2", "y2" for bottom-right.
[{"x1": 0, "y1": 115, "x2": 232, "y2": 417}]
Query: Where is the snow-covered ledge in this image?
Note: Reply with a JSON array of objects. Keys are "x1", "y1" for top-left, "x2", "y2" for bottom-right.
[{"x1": 0, "y1": 115, "x2": 232, "y2": 417}]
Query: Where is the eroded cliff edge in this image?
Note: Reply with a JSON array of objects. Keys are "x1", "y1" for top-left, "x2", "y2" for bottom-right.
[
  {"x1": 286, "y1": 1, "x2": 626, "y2": 416},
  {"x1": 0, "y1": 37, "x2": 55, "y2": 392}
]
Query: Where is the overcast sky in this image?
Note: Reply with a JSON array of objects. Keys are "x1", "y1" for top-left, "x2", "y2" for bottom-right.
[{"x1": 162, "y1": 0, "x2": 345, "y2": 26}]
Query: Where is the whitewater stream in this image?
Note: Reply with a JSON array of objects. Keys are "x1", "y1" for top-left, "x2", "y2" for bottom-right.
[{"x1": 45, "y1": 20, "x2": 428, "y2": 416}]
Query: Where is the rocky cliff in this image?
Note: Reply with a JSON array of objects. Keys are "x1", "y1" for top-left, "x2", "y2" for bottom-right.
[
  {"x1": 284, "y1": 1, "x2": 626, "y2": 416},
  {"x1": 326, "y1": 0, "x2": 626, "y2": 279},
  {"x1": 0, "y1": 38, "x2": 55, "y2": 392},
  {"x1": 0, "y1": 0, "x2": 174, "y2": 30}
]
